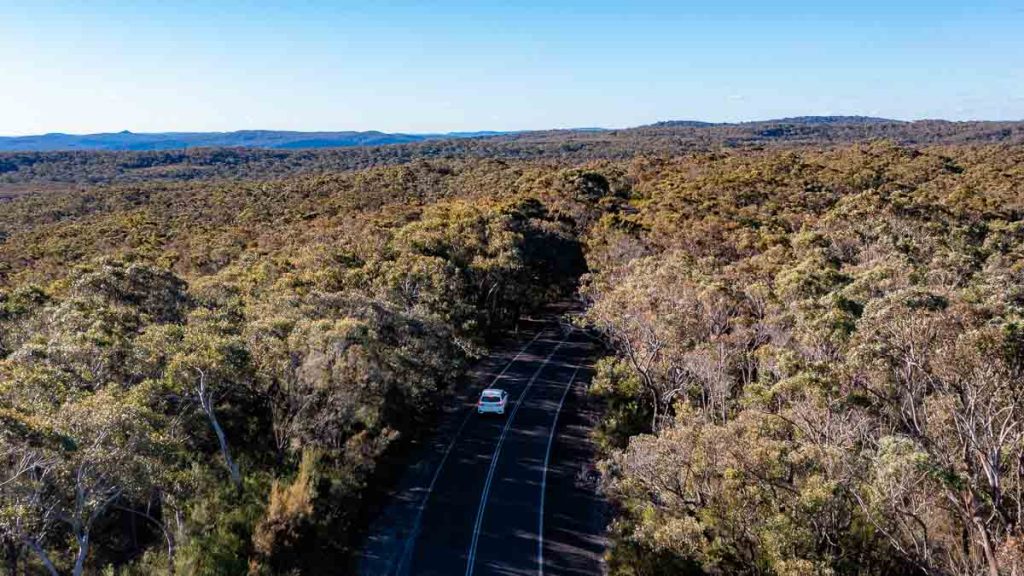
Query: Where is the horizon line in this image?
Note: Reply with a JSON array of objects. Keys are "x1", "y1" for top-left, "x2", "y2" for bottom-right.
[{"x1": 6, "y1": 115, "x2": 1024, "y2": 139}]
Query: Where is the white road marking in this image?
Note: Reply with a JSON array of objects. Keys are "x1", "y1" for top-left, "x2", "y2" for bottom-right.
[
  {"x1": 464, "y1": 329, "x2": 574, "y2": 576},
  {"x1": 538, "y1": 363, "x2": 583, "y2": 576},
  {"x1": 393, "y1": 328, "x2": 548, "y2": 576}
]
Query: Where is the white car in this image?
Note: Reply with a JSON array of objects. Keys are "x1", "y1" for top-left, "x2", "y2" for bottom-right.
[{"x1": 477, "y1": 388, "x2": 508, "y2": 415}]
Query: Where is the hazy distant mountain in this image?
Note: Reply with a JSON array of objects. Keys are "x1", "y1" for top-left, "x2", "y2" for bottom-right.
[
  {"x1": 0, "y1": 117, "x2": 980, "y2": 152},
  {"x1": 647, "y1": 120, "x2": 719, "y2": 128},
  {"x1": 0, "y1": 129, "x2": 511, "y2": 152},
  {"x1": 2, "y1": 118, "x2": 1023, "y2": 189},
  {"x1": 646, "y1": 116, "x2": 900, "y2": 128},
  {"x1": 753, "y1": 115, "x2": 902, "y2": 125}
]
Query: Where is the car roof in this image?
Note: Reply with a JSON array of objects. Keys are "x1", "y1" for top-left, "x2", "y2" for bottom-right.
[{"x1": 481, "y1": 388, "x2": 506, "y2": 395}]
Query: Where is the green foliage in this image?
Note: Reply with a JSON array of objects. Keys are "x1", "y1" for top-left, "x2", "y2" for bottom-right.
[
  {"x1": 0, "y1": 161, "x2": 586, "y2": 573},
  {"x1": 1, "y1": 120, "x2": 1023, "y2": 189},
  {"x1": 583, "y1": 144, "x2": 1024, "y2": 575},
  {"x1": 588, "y1": 357, "x2": 648, "y2": 452},
  {"x1": 4, "y1": 137, "x2": 1023, "y2": 574}
]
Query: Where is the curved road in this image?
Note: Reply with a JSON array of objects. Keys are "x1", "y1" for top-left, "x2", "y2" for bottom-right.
[{"x1": 358, "y1": 317, "x2": 607, "y2": 575}]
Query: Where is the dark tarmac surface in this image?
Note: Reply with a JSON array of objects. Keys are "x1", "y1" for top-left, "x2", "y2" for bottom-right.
[{"x1": 357, "y1": 316, "x2": 607, "y2": 576}]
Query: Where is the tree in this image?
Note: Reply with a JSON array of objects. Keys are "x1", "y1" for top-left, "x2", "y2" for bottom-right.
[{"x1": 141, "y1": 306, "x2": 251, "y2": 489}]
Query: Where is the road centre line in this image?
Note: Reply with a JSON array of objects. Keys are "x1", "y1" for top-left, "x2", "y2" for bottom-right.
[
  {"x1": 464, "y1": 329, "x2": 574, "y2": 576},
  {"x1": 393, "y1": 327, "x2": 548, "y2": 576},
  {"x1": 537, "y1": 362, "x2": 583, "y2": 576}
]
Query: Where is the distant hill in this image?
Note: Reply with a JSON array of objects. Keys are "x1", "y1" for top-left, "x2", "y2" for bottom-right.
[
  {"x1": 0, "y1": 129, "x2": 511, "y2": 152},
  {"x1": 0, "y1": 117, "x2": 914, "y2": 152},
  {"x1": 646, "y1": 116, "x2": 899, "y2": 128},
  {"x1": 2, "y1": 117, "x2": 1024, "y2": 188},
  {"x1": 750, "y1": 115, "x2": 901, "y2": 125},
  {"x1": 647, "y1": 120, "x2": 718, "y2": 128}
]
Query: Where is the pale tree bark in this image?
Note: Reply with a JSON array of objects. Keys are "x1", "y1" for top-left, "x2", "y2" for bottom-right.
[
  {"x1": 116, "y1": 502, "x2": 177, "y2": 576},
  {"x1": 63, "y1": 462, "x2": 124, "y2": 576},
  {"x1": 973, "y1": 513, "x2": 1001, "y2": 576},
  {"x1": 195, "y1": 368, "x2": 241, "y2": 487},
  {"x1": 23, "y1": 536, "x2": 58, "y2": 576},
  {"x1": 8, "y1": 456, "x2": 59, "y2": 576},
  {"x1": 72, "y1": 531, "x2": 89, "y2": 576}
]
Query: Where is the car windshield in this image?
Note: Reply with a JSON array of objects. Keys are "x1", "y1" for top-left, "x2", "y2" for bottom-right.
[{"x1": 481, "y1": 394, "x2": 502, "y2": 403}]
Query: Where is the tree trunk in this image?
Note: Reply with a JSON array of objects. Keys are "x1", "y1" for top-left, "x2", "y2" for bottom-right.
[
  {"x1": 72, "y1": 531, "x2": 89, "y2": 576},
  {"x1": 168, "y1": 537, "x2": 177, "y2": 576},
  {"x1": 205, "y1": 400, "x2": 241, "y2": 487},
  {"x1": 973, "y1": 516, "x2": 1001, "y2": 576},
  {"x1": 196, "y1": 369, "x2": 241, "y2": 487},
  {"x1": 24, "y1": 537, "x2": 57, "y2": 576},
  {"x1": 118, "y1": 502, "x2": 177, "y2": 576},
  {"x1": 650, "y1": 387, "x2": 660, "y2": 432}
]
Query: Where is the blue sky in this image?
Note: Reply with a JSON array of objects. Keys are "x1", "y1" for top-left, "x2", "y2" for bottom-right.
[{"x1": 1, "y1": 0, "x2": 1022, "y2": 135}]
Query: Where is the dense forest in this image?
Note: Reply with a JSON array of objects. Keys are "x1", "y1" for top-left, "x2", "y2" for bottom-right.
[
  {"x1": 1, "y1": 126, "x2": 1023, "y2": 574},
  {"x1": 582, "y1": 144, "x2": 1024, "y2": 575},
  {"x1": 2, "y1": 119, "x2": 1023, "y2": 189},
  {"x1": 0, "y1": 158, "x2": 594, "y2": 574}
]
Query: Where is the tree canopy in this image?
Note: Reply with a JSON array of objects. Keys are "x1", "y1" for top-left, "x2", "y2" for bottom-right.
[{"x1": 1, "y1": 139, "x2": 1023, "y2": 574}]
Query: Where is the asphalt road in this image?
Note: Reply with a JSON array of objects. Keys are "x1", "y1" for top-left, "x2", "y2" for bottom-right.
[{"x1": 358, "y1": 317, "x2": 607, "y2": 576}]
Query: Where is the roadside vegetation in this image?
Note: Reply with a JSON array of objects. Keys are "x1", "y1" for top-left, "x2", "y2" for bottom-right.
[
  {"x1": 0, "y1": 161, "x2": 590, "y2": 574},
  {"x1": 581, "y1": 143, "x2": 1024, "y2": 575},
  {"x1": 1, "y1": 130, "x2": 1023, "y2": 574}
]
